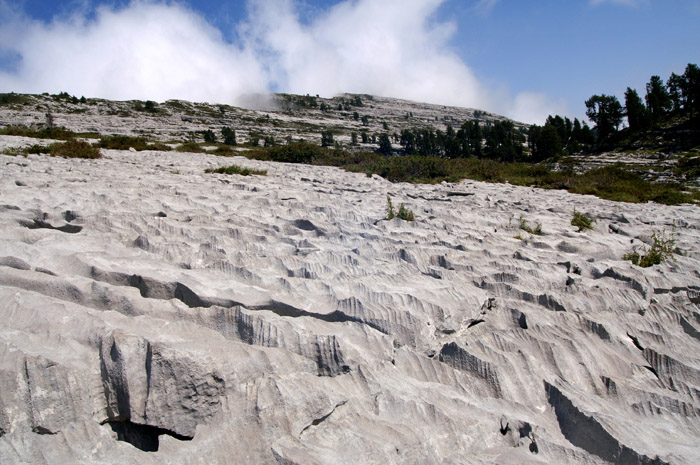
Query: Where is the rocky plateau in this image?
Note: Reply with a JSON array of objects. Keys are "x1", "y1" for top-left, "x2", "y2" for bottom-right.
[{"x1": 0, "y1": 94, "x2": 699, "y2": 464}]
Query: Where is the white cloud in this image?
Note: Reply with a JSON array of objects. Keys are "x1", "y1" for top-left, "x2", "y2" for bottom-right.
[
  {"x1": 505, "y1": 92, "x2": 570, "y2": 127},
  {"x1": 0, "y1": 0, "x2": 558, "y2": 123},
  {"x1": 473, "y1": 0, "x2": 500, "y2": 16},
  {"x1": 242, "y1": 0, "x2": 489, "y2": 110},
  {"x1": 0, "y1": 1, "x2": 268, "y2": 104}
]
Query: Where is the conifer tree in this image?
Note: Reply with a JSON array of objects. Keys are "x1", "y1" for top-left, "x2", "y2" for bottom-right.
[
  {"x1": 624, "y1": 87, "x2": 649, "y2": 132},
  {"x1": 645, "y1": 75, "x2": 672, "y2": 125}
]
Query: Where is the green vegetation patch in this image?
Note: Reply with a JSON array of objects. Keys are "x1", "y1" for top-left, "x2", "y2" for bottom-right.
[
  {"x1": 240, "y1": 144, "x2": 695, "y2": 205},
  {"x1": 385, "y1": 196, "x2": 416, "y2": 221},
  {"x1": 205, "y1": 164, "x2": 267, "y2": 176},
  {"x1": 98, "y1": 135, "x2": 172, "y2": 151},
  {"x1": 624, "y1": 231, "x2": 676, "y2": 267},
  {"x1": 26, "y1": 139, "x2": 101, "y2": 159},
  {"x1": 0, "y1": 93, "x2": 31, "y2": 105},
  {"x1": 0, "y1": 125, "x2": 98, "y2": 141},
  {"x1": 571, "y1": 210, "x2": 595, "y2": 232},
  {"x1": 176, "y1": 142, "x2": 206, "y2": 153},
  {"x1": 519, "y1": 217, "x2": 542, "y2": 235}
]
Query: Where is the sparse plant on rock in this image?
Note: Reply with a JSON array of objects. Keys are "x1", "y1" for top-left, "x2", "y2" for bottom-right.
[
  {"x1": 321, "y1": 130, "x2": 334, "y2": 147},
  {"x1": 571, "y1": 209, "x2": 595, "y2": 232},
  {"x1": 25, "y1": 139, "x2": 102, "y2": 159},
  {"x1": 397, "y1": 203, "x2": 415, "y2": 221},
  {"x1": 624, "y1": 230, "x2": 676, "y2": 267},
  {"x1": 203, "y1": 130, "x2": 217, "y2": 143},
  {"x1": 205, "y1": 164, "x2": 267, "y2": 176},
  {"x1": 386, "y1": 195, "x2": 395, "y2": 220},
  {"x1": 519, "y1": 216, "x2": 542, "y2": 235},
  {"x1": 386, "y1": 196, "x2": 415, "y2": 221},
  {"x1": 222, "y1": 127, "x2": 237, "y2": 145}
]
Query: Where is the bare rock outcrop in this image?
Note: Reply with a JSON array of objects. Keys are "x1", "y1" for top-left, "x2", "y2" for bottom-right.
[{"x1": 1, "y1": 138, "x2": 699, "y2": 464}]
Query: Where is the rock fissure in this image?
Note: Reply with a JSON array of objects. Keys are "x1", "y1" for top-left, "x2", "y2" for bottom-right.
[
  {"x1": 299, "y1": 400, "x2": 348, "y2": 437},
  {"x1": 107, "y1": 419, "x2": 193, "y2": 452}
]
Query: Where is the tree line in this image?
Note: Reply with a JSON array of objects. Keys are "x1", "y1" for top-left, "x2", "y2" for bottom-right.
[
  {"x1": 530, "y1": 62, "x2": 699, "y2": 158},
  {"x1": 395, "y1": 120, "x2": 527, "y2": 162}
]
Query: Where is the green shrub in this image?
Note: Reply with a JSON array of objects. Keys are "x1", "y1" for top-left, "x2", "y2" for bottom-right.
[
  {"x1": 624, "y1": 231, "x2": 676, "y2": 267},
  {"x1": 385, "y1": 196, "x2": 415, "y2": 221},
  {"x1": 0, "y1": 125, "x2": 94, "y2": 141},
  {"x1": 249, "y1": 142, "x2": 324, "y2": 164},
  {"x1": 53, "y1": 139, "x2": 101, "y2": 158},
  {"x1": 176, "y1": 142, "x2": 206, "y2": 153},
  {"x1": 213, "y1": 146, "x2": 236, "y2": 156},
  {"x1": 1, "y1": 147, "x2": 27, "y2": 157},
  {"x1": 205, "y1": 164, "x2": 266, "y2": 176},
  {"x1": 0, "y1": 93, "x2": 31, "y2": 105},
  {"x1": 98, "y1": 135, "x2": 171, "y2": 151},
  {"x1": 519, "y1": 216, "x2": 542, "y2": 235},
  {"x1": 386, "y1": 196, "x2": 395, "y2": 220},
  {"x1": 203, "y1": 130, "x2": 217, "y2": 143},
  {"x1": 397, "y1": 203, "x2": 415, "y2": 221},
  {"x1": 571, "y1": 210, "x2": 595, "y2": 232},
  {"x1": 222, "y1": 127, "x2": 237, "y2": 145},
  {"x1": 27, "y1": 139, "x2": 101, "y2": 159}
]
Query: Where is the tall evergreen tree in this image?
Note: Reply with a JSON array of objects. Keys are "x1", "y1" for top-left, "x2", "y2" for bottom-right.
[
  {"x1": 221, "y1": 127, "x2": 237, "y2": 145},
  {"x1": 529, "y1": 123, "x2": 562, "y2": 161},
  {"x1": 585, "y1": 94, "x2": 623, "y2": 142},
  {"x1": 321, "y1": 130, "x2": 334, "y2": 147},
  {"x1": 624, "y1": 87, "x2": 648, "y2": 132},
  {"x1": 667, "y1": 73, "x2": 685, "y2": 113},
  {"x1": 682, "y1": 63, "x2": 700, "y2": 119},
  {"x1": 378, "y1": 133, "x2": 393, "y2": 155},
  {"x1": 645, "y1": 75, "x2": 672, "y2": 124}
]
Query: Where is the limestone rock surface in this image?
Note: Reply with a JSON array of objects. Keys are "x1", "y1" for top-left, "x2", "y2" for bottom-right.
[{"x1": 1, "y1": 142, "x2": 699, "y2": 464}]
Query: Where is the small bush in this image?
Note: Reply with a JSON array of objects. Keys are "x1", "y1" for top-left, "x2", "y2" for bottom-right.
[
  {"x1": 624, "y1": 231, "x2": 676, "y2": 267},
  {"x1": 205, "y1": 164, "x2": 266, "y2": 176},
  {"x1": 27, "y1": 139, "x2": 101, "y2": 159},
  {"x1": 222, "y1": 127, "x2": 237, "y2": 145},
  {"x1": 53, "y1": 139, "x2": 101, "y2": 158},
  {"x1": 385, "y1": 196, "x2": 415, "y2": 221},
  {"x1": 249, "y1": 142, "x2": 324, "y2": 164},
  {"x1": 0, "y1": 93, "x2": 31, "y2": 105},
  {"x1": 386, "y1": 196, "x2": 395, "y2": 220},
  {"x1": 99, "y1": 135, "x2": 172, "y2": 151},
  {"x1": 176, "y1": 142, "x2": 206, "y2": 153},
  {"x1": 213, "y1": 146, "x2": 236, "y2": 156},
  {"x1": 571, "y1": 210, "x2": 594, "y2": 232},
  {"x1": 0, "y1": 125, "x2": 93, "y2": 140},
  {"x1": 519, "y1": 216, "x2": 542, "y2": 235},
  {"x1": 203, "y1": 130, "x2": 217, "y2": 143},
  {"x1": 397, "y1": 203, "x2": 415, "y2": 221},
  {"x1": 2, "y1": 147, "x2": 28, "y2": 157}
]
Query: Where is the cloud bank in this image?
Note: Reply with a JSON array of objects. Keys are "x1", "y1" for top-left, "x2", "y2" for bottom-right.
[{"x1": 0, "y1": 0, "x2": 565, "y2": 123}]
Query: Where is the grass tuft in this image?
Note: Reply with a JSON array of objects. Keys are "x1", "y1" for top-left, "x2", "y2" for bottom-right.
[
  {"x1": 23, "y1": 139, "x2": 102, "y2": 159},
  {"x1": 571, "y1": 209, "x2": 595, "y2": 232},
  {"x1": 205, "y1": 164, "x2": 267, "y2": 176},
  {"x1": 519, "y1": 216, "x2": 542, "y2": 235},
  {"x1": 386, "y1": 195, "x2": 415, "y2": 221},
  {"x1": 98, "y1": 135, "x2": 172, "y2": 151},
  {"x1": 624, "y1": 231, "x2": 676, "y2": 268}
]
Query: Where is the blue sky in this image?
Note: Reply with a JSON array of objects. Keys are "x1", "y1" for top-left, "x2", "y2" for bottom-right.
[{"x1": 1, "y1": 0, "x2": 698, "y2": 124}]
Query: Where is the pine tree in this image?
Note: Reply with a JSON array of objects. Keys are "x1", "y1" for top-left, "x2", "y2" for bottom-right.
[
  {"x1": 378, "y1": 133, "x2": 392, "y2": 155},
  {"x1": 624, "y1": 88, "x2": 649, "y2": 132},
  {"x1": 321, "y1": 130, "x2": 334, "y2": 147},
  {"x1": 585, "y1": 94, "x2": 623, "y2": 142},
  {"x1": 222, "y1": 127, "x2": 237, "y2": 145},
  {"x1": 645, "y1": 75, "x2": 672, "y2": 125},
  {"x1": 682, "y1": 63, "x2": 700, "y2": 119},
  {"x1": 667, "y1": 73, "x2": 685, "y2": 113}
]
